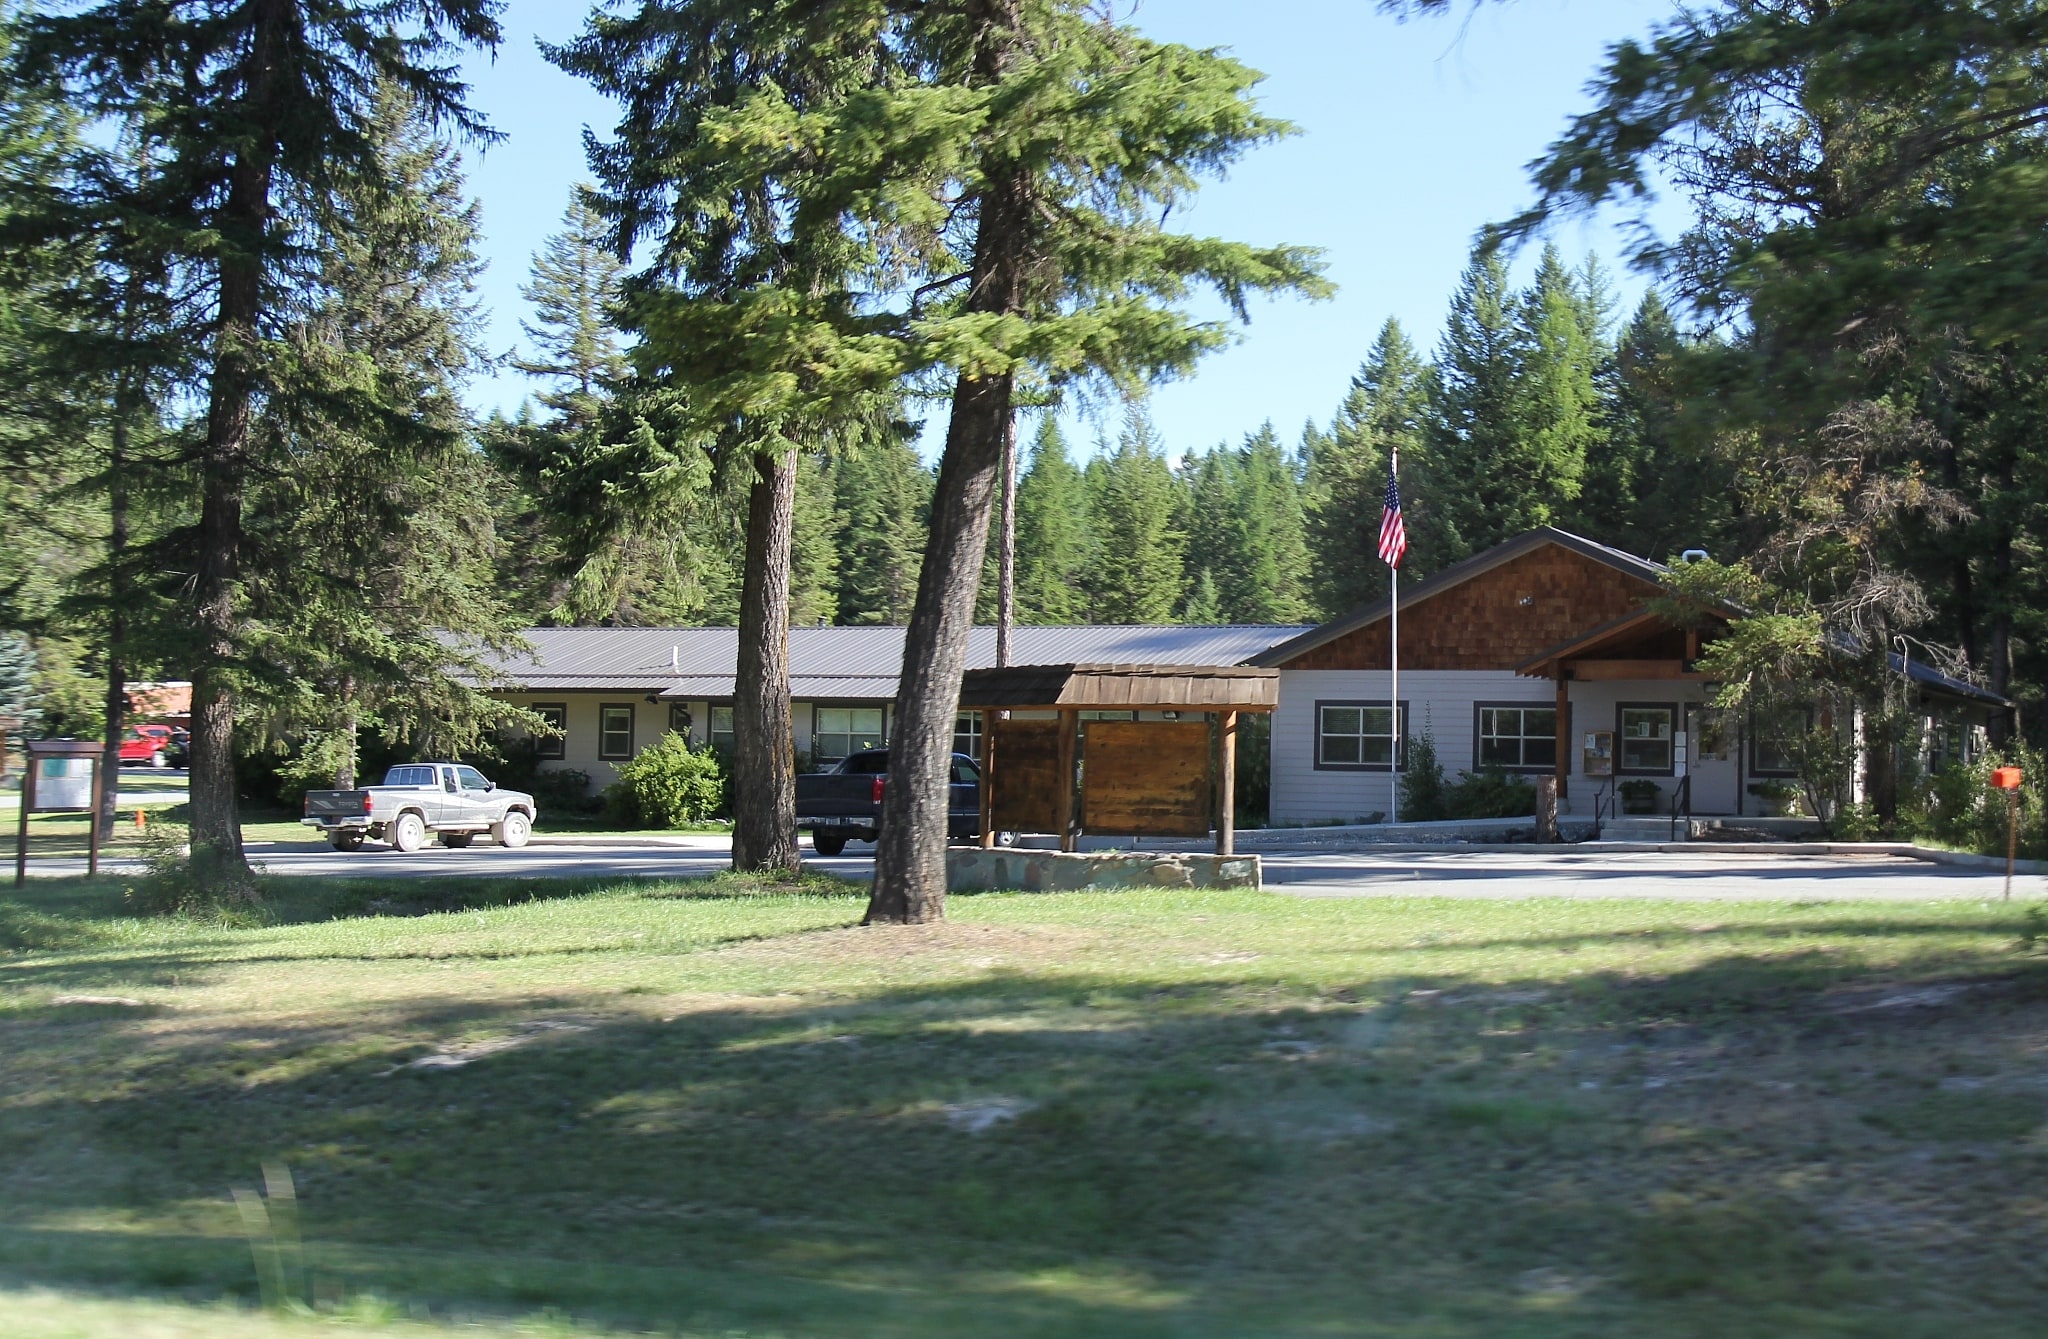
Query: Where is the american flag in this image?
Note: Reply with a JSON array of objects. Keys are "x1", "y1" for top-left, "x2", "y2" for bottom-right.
[{"x1": 1377, "y1": 463, "x2": 1408, "y2": 568}]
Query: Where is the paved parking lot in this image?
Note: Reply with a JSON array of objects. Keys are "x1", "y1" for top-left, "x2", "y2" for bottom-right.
[{"x1": 24, "y1": 833, "x2": 2039, "y2": 901}]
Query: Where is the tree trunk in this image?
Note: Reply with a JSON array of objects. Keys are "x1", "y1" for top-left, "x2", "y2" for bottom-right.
[
  {"x1": 97, "y1": 411, "x2": 129, "y2": 841},
  {"x1": 187, "y1": 0, "x2": 285, "y2": 889},
  {"x1": 335, "y1": 680, "x2": 358, "y2": 791},
  {"x1": 865, "y1": 1, "x2": 1028, "y2": 923},
  {"x1": 1988, "y1": 461, "x2": 2016, "y2": 746},
  {"x1": 732, "y1": 447, "x2": 801, "y2": 873}
]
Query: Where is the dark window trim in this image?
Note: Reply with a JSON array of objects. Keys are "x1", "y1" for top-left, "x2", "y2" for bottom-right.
[
  {"x1": 1313, "y1": 699, "x2": 1410, "y2": 773},
  {"x1": 1471, "y1": 700, "x2": 1564, "y2": 774},
  {"x1": 1747, "y1": 707, "x2": 1804, "y2": 777},
  {"x1": 531, "y1": 702, "x2": 567, "y2": 761},
  {"x1": 598, "y1": 702, "x2": 635, "y2": 761},
  {"x1": 1616, "y1": 701, "x2": 1679, "y2": 777},
  {"x1": 667, "y1": 702, "x2": 694, "y2": 738}
]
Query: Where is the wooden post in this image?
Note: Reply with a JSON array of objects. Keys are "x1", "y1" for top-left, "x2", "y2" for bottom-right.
[
  {"x1": 979, "y1": 709, "x2": 996, "y2": 849},
  {"x1": 1217, "y1": 710, "x2": 1238, "y2": 856},
  {"x1": 2006, "y1": 786, "x2": 2019, "y2": 902},
  {"x1": 1554, "y1": 672, "x2": 1570, "y2": 802},
  {"x1": 87, "y1": 756, "x2": 102, "y2": 877},
  {"x1": 15, "y1": 753, "x2": 34, "y2": 887},
  {"x1": 1536, "y1": 775, "x2": 1558, "y2": 843},
  {"x1": 1058, "y1": 708, "x2": 1079, "y2": 853}
]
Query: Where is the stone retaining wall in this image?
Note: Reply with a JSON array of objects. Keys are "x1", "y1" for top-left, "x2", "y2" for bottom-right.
[{"x1": 947, "y1": 848, "x2": 1262, "y2": 893}]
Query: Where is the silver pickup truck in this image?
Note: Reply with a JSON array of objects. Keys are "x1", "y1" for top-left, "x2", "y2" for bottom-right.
[{"x1": 302, "y1": 763, "x2": 538, "y2": 853}]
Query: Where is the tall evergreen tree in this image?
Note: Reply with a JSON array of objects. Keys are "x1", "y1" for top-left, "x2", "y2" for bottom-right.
[
  {"x1": 1012, "y1": 417, "x2": 1090, "y2": 623},
  {"x1": 1220, "y1": 423, "x2": 1314, "y2": 622},
  {"x1": 1307, "y1": 319, "x2": 1430, "y2": 603},
  {"x1": 789, "y1": 451, "x2": 841, "y2": 629},
  {"x1": 1511, "y1": 243, "x2": 1603, "y2": 519},
  {"x1": 246, "y1": 81, "x2": 522, "y2": 790},
  {"x1": 1085, "y1": 419, "x2": 1185, "y2": 624},
  {"x1": 17, "y1": 0, "x2": 504, "y2": 883},
  {"x1": 832, "y1": 436, "x2": 930, "y2": 624},
  {"x1": 514, "y1": 188, "x2": 627, "y2": 432},
  {"x1": 1424, "y1": 250, "x2": 1522, "y2": 562}
]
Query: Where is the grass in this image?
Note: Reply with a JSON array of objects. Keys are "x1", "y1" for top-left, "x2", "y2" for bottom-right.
[{"x1": 3, "y1": 871, "x2": 2048, "y2": 1338}]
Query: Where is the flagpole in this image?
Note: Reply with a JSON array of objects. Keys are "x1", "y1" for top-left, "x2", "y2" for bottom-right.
[{"x1": 1389, "y1": 446, "x2": 1400, "y2": 825}]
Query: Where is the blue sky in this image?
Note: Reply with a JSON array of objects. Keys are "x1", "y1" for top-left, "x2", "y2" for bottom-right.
[{"x1": 456, "y1": 0, "x2": 1674, "y2": 457}]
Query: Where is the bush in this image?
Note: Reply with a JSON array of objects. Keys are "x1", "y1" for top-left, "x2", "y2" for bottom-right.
[
  {"x1": 1445, "y1": 767, "x2": 1537, "y2": 819},
  {"x1": 603, "y1": 732, "x2": 724, "y2": 829},
  {"x1": 1399, "y1": 717, "x2": 1450, "y2": 822}
]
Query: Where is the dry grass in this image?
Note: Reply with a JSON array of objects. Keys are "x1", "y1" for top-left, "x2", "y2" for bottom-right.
[{"x1": 2, "y1": 873, "x2": 2047, "y2": 1336}]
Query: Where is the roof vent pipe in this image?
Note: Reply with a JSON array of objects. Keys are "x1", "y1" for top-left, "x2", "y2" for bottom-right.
[
  {"x1": 1680, "y1": 549, "x2": 1709, "y2": 564},
  {"x1": 671, "y1": 645, "x2": 679, "y2": 670}
]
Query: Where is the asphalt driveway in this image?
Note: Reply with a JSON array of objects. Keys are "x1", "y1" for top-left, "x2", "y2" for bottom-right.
[{"x1": 20, "y1": 832, "x2": 2038, "y2": 901}]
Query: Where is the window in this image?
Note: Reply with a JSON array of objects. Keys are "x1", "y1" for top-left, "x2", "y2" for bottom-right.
[
  {"x1": 709, "y1": 706, "x2": 735, "y2": 754},
  {"x1": 1618, "y1": 703, "x2": 1677, "y2": 775},
  {"x1": 530, "y1": 703, "x2": 566, "y2": 760},
  {"x1": 1315, "y1": 700, "x2": 1408, "y2": 771},
  {"x1": 813, "y1": 707, "x2": 884, "y2": 764},
  {"x1": 599, "y1": 704, "x2": 634, "y2": 760},
  {"x1": 385, "y1": 764, "x2": 436, "y2": 788},
  {"x1": 950, "y1": 757, "x2": 980, "y2": 785},
  {"x1": 668, "y1": 702, "x2": 693, "y2": 738},
  {"x1": 1475, "y1": 704, "x2": 1558, "y2": 771},
  {"x1": 953, "y1": 711, "x2": 983, "y2": 760},
  {"x1": 455, "y1": 765, "x2": 490, "y2": 792},
  {"x1": 1749, "y1": 709, "x2": 1803, "y2": 776}
]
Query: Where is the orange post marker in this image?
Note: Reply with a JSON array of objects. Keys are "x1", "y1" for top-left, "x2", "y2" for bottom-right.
[
  {"x1": 135, "y1": 808, "x2": 146, "y2": 829},
  {"x1": 1993, "y1": 766, "x2": 2023, "y2": 790}
]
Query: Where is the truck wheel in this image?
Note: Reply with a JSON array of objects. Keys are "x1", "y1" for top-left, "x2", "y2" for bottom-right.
[
  {"x1": 329, "y1": 831, "x2": 364, "y2": 852},
  {"x1": 439, "y1": 831, "x2": 474, "y2": 849},
  {"x1": 492, "y1": 811, "x2": 531, "y2": 849},
  {"x1": 811, "y1": 832, "x2": 847, "y2": 857},
  {"x1": 390, "y1": 811, "x2": 427, "y2": 853}
]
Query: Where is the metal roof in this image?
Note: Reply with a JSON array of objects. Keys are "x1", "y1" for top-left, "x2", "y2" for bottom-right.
[{"x1": 489, "y1": 625, "x2": 1310, "y2": 699}]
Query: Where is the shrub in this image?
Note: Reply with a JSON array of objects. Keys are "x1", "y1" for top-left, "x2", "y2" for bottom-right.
[
  {"x1": 603, "y1": 732, "x2": 724, "y2": 829},
  {"x1": 1398, "y1": 716, "x2": 1450, "y2": 822},
  {"x1": 1445, "y1": 767, "x2": 1536, "y2": 819}
]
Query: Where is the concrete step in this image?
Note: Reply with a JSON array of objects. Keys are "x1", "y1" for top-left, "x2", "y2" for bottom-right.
[{"x1": 1595, "y1": 816, "x2": 1686, "y2": 842}]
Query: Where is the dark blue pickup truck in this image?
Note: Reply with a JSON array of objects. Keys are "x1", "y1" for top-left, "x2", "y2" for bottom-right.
[{"x1": 793, "y1": 749, "x2": 987, "y2": 856}]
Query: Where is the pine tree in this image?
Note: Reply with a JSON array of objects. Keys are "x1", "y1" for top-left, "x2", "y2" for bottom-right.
[
  {"x1": 1511, "y1": 243, "x2": 1603, "y2": 519},
  {"x1": 789, "y1": 451, "x2": 841, "y2": 628},
  {"x1": 0, "y1": 632, "x2": 38, "y2": 762},
  {"x1": 246, "y1": 81, "x2": 522, "y2": 786},
  {"x1": 513, "y1": 188, "x2": 626, "y2": 433},
  {"x1": 17, "y1": 0, "x2": 504, "y2": 882},
  {"x1": 833, "y1": 436, "x2": 931, "y2": 624},
  {"x1": 1308, "y1": 319, "x2": 1430, "y2": 604},
  {"x1": 1086, "y1": 419, "x2": 1185, "y2": 623},
  {"x1": 1424, "y1": 250, "x2": 1522, "y2": 562},
  {"x1": 1221, "y1": 423, "x2": 1315, "y2": 622},
  {"x1": 1013, "y1": 418, "x2": 1091, "y2": 623}
]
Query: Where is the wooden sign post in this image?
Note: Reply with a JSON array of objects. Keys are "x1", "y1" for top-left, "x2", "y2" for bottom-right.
[{"x1": 1993, "y1": 766, "x2": 2023, "y2": 901}]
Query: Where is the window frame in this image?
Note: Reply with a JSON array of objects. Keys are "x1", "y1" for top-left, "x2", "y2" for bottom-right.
[
  {"x1": 530, "y1": 703, "x2": 567, "y2": 761},
  {"x1": 708, "y1": 704, "x2": 735, "y2": 754},
  {"x1": 812, "y1": 704, "x2": 886, "y2": 764},
  {"x1": 952, "y1": 710, "x2": 983, "y2": 761},
  {"x1": 1472, "y1": 701, "x2": 1562, "y2": 774},
  {"x1": 1747, "y1": 708, "x2": 1803, "y2": 778},
  {"x1": 1312, "y1": 699, "x2": 1409, "y2": 773},
  {"x1": 598, "y1": 703, "x2": 635, "y2": 761},
  {"x1": 1616, "y1": 701, "x2": 1678, "y2": 777},
  {"x1": 667, "y1": 702, "x2": 694, "y2": 739}
]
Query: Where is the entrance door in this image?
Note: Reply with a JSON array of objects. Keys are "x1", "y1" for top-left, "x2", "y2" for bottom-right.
[{"x1": 1681, "y1": 703, "x2": 1741, "y2": 815}]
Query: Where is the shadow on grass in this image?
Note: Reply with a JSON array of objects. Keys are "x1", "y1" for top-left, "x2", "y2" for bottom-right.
[{"x1": 2, "y1": 911, "x2": 2047, "y2": 1336}]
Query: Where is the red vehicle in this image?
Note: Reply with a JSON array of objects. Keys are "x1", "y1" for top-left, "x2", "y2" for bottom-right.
[{"x1": 119, "y1": 724, "x2": 175, "y2": 767}]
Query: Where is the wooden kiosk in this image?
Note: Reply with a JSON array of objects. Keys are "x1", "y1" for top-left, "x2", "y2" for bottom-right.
[{"x1": 958, "y1": 664, "x2": 1280, "y2": 856}]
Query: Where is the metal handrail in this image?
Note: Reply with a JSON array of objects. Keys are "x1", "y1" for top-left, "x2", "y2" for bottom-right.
[
  {"x1": 1590, "y1": 777, "x2": 1615, "y2": 838},
  {"x1": 1668, "y1": 774, "x2": 1693, "y2": 841}
]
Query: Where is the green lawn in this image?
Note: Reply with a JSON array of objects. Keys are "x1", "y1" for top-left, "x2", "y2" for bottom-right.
[{"x1": 3, "y1": 873, "x2": 2047, "y2": 1337}]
